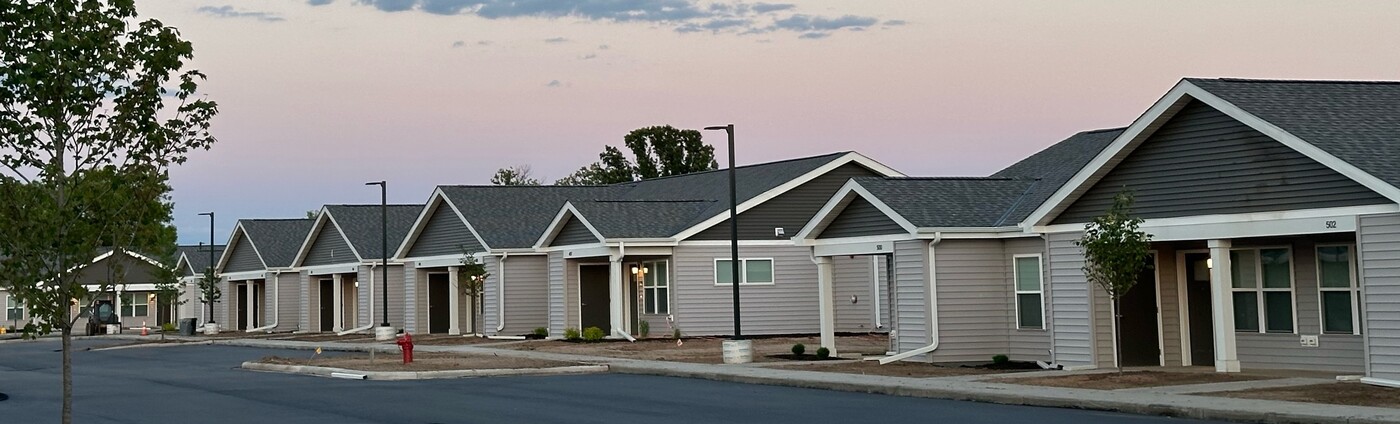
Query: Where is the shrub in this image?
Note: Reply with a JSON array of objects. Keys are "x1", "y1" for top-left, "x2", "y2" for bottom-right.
[
  {"x1": 672, "y1": 327, "x2": 682, "y2": 339},
  {"x1": 564, "y1": 327, "x2": 581, "y2": 341},
  {"x1": 532, "y1": 327, "x2": 548, "y2": 337},
  {"x1": 815, "y1": 347, "x2": 830, "y2": 359},
  {"x1": 791, "y1": 343, "x2": 806, "y2": 356},
  {"x1": 582, "y1": 326, "x2": 606, "y2": 342},
  {"x1": 638, "y1": 320, "x2": 650, "y2": 338},
  {"x1": 992, "y1": 354, "x2": 1010, "y2": 365},
  {"x1": 160, "y1": 323, "x2": 177, "y2": 332}
]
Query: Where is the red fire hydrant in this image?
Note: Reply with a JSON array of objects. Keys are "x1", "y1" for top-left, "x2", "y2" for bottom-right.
[{"x1": 396, "y1": 332, "x2": 414, "y2": 364}]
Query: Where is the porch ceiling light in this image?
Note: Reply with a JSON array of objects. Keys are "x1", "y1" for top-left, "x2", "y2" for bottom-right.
[{"x1": 1206, "y1": 258, "x2": 1213, "y2": 269}]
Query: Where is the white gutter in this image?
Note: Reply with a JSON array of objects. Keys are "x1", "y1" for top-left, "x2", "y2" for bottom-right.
[
  {"x1": 248, "y1": 270, "x2": 282, "y2": 332},
  {"x1": 880, "y1": 233, "x2": 941, "y2": 364},
  {"x1": 871, "y1": 256, "x2": 882, "y2": 330},
  {"x1": 612, "y1": 241, "x2": 637, "y2": 342},
  {"x1": 337, "y1": 264, "x2": 376, "y2": 336},
  {"x1": 496, "y1": 252, "x2": 509, "y2": 333}
]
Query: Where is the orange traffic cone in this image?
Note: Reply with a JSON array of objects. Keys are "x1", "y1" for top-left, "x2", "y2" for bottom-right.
[{"x1": 141, "y1": 321, "x2": 148, "y2": 336}]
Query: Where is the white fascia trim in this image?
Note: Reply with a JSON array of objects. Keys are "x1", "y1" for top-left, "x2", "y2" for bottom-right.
[
  {"x1": 303, "y1": 263, "x2": 361, "y2": 276},
  {"x1": 533, "y1": 202, "x2": 606, "y2": 249},
  {"x1": 793, "y1": 180, "x2": 918, "y2": 241},
  {"x1": 930, "y1": 231, "x2": 1040, "y2": 240},
  {"x1": 392, "y1": 189, "x2": 493, "y2": 260},
  {"x1": 1024, "y1": 79, "x2": 1400, "y2": 227},
  {"x1": 672, "y1": 152, "x2": 906, "y2": 241},
  {"x1": 220, "y1": 270, "x2": 266, "y2": 281},
  {"x1": 174, "y1": 252, "x2": 194, "y2": 276},
  {"x1": 677, "y1": 240, "x2": 797, "y2": 247},
  {"x1": 604, "y1": 238, "x2": 676, "y2": 246},
  {"x1": 214, "y1": 223, "x2": 268, "y2": 274},
  {"x1": 486, "y1": 249, "x2": 547, "y2": 256},
  {"x1": 557, "y1": 246, "x2": 612, "y2": 259},
  {"x1": 89, "y1": 283, "x2": 160, "y2": 292},
  {"x1": 411, "y1": 254, "x2": 472, "y2": 269},
  {"x1": 1037, "y1": 204, "x2": 1400, "y2": 236},
  {"x1": 802, "y1": 234, "x2": 912, "y2": 247}
]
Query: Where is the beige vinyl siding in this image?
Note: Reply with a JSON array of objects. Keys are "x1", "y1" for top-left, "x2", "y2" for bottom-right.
[
  {"x1": 353, "y1": 265, "x2": 406, "y2": 331},
  {"x1": 1156, "y1": 246, "x2": 1184, "y2": 366},
  {"x1": 215, "y1": 278, "x2": 230, "y2": 327},
  {"x1": 893, "y1": 240, "x2": 929, "y2": 358},
  {"x1": 1047, "y1": 231, "x2": 1094, "y2": 367},
  {"x1": 832, "y1": 255, "x2": 886, "y2": 332},
  {"x1": 1360, "y1": 213, "x2": 1400, "y2": 380},
  {"x1": 298, "y1": 271, "x2": 312, "y2": 331},
  {"x1": 268, "y1": 272, "x2": 300, "y2": 332},
  {"x1": 402, "y1": 263, "x2": 416, "y2": 333},
  {"x1": 482, "y1": 258, "x2": 500, "y2": 333},
  {"x1": 929, "y1": 239, "x2": 1009, "y2": 363},
  {"x1": 1234, "y1": 239, "x2": 1364, "y2": 373},
  {"x1": 1006, "y1": 238, "x2": 1052, "y2": 362},
  {"x1": 547, "y1": 251, "x2": 565, "y2": 337},
  {"x1": 500, "y1": 255, "x2": 549, "y2": 336}
]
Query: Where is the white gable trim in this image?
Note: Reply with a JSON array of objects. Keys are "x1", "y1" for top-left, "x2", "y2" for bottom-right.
[
  {"x1": 392, "y1": 188, "x2": 493, "y2": 260},
  {"x1": 291, "y1": 208, "x2": 364, "y2": 268},
  {"x1": 533, "y1": 202, "x2": 606, "y2": 248},
  {"x1": 1024, "y1": 79, "x2": 1400, "y2": 227},
  {"x1": 793, "y1": 179, "x2": 917, "y2": 243},
  {"x1": 214, "y1": 222, "x2": 268, "y2": 274},
  {"x1": 671, "y1": 152, "x2": 905, "y2": 241}
]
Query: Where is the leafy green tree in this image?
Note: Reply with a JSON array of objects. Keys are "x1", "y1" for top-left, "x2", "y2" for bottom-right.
[
  {"x1": 1075, "y1": 190, "x2": 1152, "y2": 374},
  {"x1": 0, "y1": 1, "x2": 217, "y2": 422},
  {"x1": 197, "y1": 266, "x2": 221, "y2": 325},
  {"x1": 457, "y1": 248, "x2": 489, "y2": 334},
  {"x1": 555, "y1": 126, "x2": 716, "y2": 185},
  {"x1": 490, "y1": 165, "x2": 541, "y2": 186}
]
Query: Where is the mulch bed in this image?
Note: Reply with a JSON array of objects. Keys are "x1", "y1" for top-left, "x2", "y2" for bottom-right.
[
  {"x1": 965, "y1": 361, "x2": 1043, "y2": 370},
  {"x1": 1212, "y1": 382, "x2": 1400, "y2": 408},
  {"x1": 797, "y1": 360, "x2": 1012, "y2": 378},
  {"x1": 994, "y1": 370, "x2": 1273, "y2": 390},
  {"x1": 768, "y1": 354, "x2": 840, "y2": 361},
  {"x1": 257, "y1": 352, "x2": 575, "y2": 372}
]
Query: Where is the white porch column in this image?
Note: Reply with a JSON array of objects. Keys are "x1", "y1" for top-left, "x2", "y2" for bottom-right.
[
  {"x1": 244, "y1": 282, "x2": 256, "y2": 331},
  {"x1": 448, "y1": 266, "x2": 462, "y2": 335},
  {"x1": 816, "y1": 255, "x2": 836, "y2": 355},
  {"x1": 609, "y1": 258, "x2": 625, "y2": 336},
  {"x1": 1208, "y1": 239, "x2": 1240, "y2": 373},
  {"x1": 115, "y1": 288, "x2": 123, "y2": 327},
  {"x1": 332, "y1": 274, "x2": 344, "y2": 332}
]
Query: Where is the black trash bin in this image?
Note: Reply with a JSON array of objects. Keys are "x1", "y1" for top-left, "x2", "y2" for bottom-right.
[{"x1": 178, "y1": 318, "x2": 196, "y2": 336}]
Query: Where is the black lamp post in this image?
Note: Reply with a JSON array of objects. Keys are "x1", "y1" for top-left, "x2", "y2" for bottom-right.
[
  {"x1": 366, "y1": 181, "x2": 390, "y2": 328},
  {"x1": 198, "y1": 211, "x2": 215, "y2": 324},
  {"x1": 703, "y1": 124, "x2": 741, "y2": 340}
]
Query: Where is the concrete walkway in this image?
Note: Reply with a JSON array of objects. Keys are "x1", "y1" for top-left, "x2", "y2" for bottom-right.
[{"x1": 86, "y1": 335, "x2": 1400, "y2": 424}]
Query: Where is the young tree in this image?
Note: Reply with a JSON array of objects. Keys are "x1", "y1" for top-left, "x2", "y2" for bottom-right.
[
  {"x1": 1075, "y1": 190, "x2": 1152, "y2": 374},
  {"x1": 490, "y1": 165, "x2": 541, "y2": 186},
  {"x1": 554, "y1": 126, "x2": 717, "y2": 185},
  {"x1": 0, "y1": 2, "x2": 218, "y2": 422},
  {"x1": 456, "y1": 248, "x2": 489, "y2": 334},
  {"x1": 197, "y1": 267, "x2": 222, "y2": 326}
]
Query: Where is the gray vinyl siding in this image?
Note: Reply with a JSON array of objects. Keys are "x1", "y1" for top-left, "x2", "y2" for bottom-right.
[
  {"x1": 405, "y1": 202, "x2": 483, "y2": 258},
  {"x1": 1006, "y1": 238, "x2": 1053, "y2": 361},
  {"x1": 272, "y1": 272, "x2": 299, "y2": 332},
  {"x1": 893, "y1": 240, "x2": 929, "y2": 358},
  {"x1": 402, "y1": 263, "x2": 417, "y2": 333},
  {"x1": 224, "y1": 235, "x2": 265, "y2": 273},
  {"x1": 547, "y1": 251, "x2": 565, "y2": 337},
  {"x1": 215, "y1": 278, "x2": 230, "y2": 326},
  {"x1": 298, "y1": 271, "x2": 311, "y2": 331},
  {"x1": 1054, "y1": 100, "x2": 1389, "y2": 224},
  {"x1": 691, "y1": 163, "x2": 881, "y2": 240},
  {"x1": 1361, "y1": 213, "x2": 1400, "y2": 380},
  {"x1": 1047, "y1": 231, "x2": 1095, "y2": 367},
  {"x1": 1233, "y1": 239, "x2": 1364, "y2": 373},
  {"x1": 819, "y1": 196, "x2": 906, "y2": 239},
  {"x1": 563, "y1": 258, "x2": 607, "y2": 331},
  {"x1": 302, "y1": 224, "x2": 356, "y2": 266},
  {"x1": 550, "y1": 217, "x2": 601, "y2": 247}
]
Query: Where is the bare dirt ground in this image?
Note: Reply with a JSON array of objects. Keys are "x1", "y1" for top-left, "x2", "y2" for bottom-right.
[
  {"x1": 194, "y1": 331, "x2": 292, "y2": 339},
  {"x1": 994, "y1": 370, "x2": 1275, "y2": 390},
  {"x1": 787, "y1": 360, "x2": 1018, "y2": 378},
  {"x1": 1212, "y1": 382, "x2": 1400, "y2": 408},
  {"x1": 409, "y1": 334, "x2": 510, "y2": 346},
  {"x1": 503, "y1": 334, "x2": 889, "y2": 364},
  {"x1": 257, "y1": 352, "x2": 576, "y2": 372},
  {"x1": 266, "y1": 333, "x2": 384, "y2": 343}
]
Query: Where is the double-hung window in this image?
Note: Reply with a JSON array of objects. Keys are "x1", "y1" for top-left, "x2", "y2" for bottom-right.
[
  {"x1": 1013, "y1": 255, "x2": 1044, "y2": 329},
  {"x1": 1317, "y1": 245, "x2": 1360, "y2": 334},
  {"x1": 5, "y1": 295, "x2": 22, "y2": 321},
  {"x1": 1230, "y1": 248, "x2": 1295, "y2": 333},
  {"x1": 640, "y1": 261, "x2": 670, "y2": 315},
  {"x1": 715, "y1": 259, "x2": 775, "y2": 285},
  {"x1": 120, "y1": 293, "x2": 148, "y2": 317}
]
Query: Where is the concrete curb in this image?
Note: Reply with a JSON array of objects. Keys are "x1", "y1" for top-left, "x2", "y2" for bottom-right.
[
  {"x1": 241, "y1": 361, "x2": 608, "y2": 381},
  {"x1": 88, "y1": 340, "x2": 214, "y2": 352}
]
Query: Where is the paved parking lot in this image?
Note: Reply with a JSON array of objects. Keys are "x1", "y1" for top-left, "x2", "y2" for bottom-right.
[{"x1": 0, "y1": 338, "x2": 1223, "y2": 423}]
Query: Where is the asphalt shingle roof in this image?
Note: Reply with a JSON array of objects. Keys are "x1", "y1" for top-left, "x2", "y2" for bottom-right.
[
  {"x1": 324, "y1": 204, "x2": 423, "y2": 260},
  {"x1": 1187, "y1": 78, "x2": 1400, "y2": 189},
  {"x1": 853, "y1": 177, "x2": 1039, "y2": 228},
  {"x1": 991, "y1": 127, "x2": 1125, "y2": 223},
  {"x1": 239, "y1": 219, "x2": 314, "y2": 268},
  {"x1": 569, "y1": 200, "x2": 717, "y2": 239},
  {"x1": 178, "y1": 244, "x2": 225, "y2": 273},
  {"x1": 439, "y1": 186, "x2": 618, "y2": 249}
]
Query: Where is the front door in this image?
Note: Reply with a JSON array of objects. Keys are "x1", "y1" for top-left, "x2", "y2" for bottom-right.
[
  {"x1": 1119, "y1": 255, "x2": 1160, "y2": 366},
  {"x1": 580, "y1": 265, "x2": 610, "y2": 332},
  {"x1": 157, "y1": 295, "x2": 173, "y2": 325},
  {"x1": 236, "y1": 284, "x2": 248, "y2": 330},
  {"x1": 319, "y1": 279, "x2": 334, "y2": 332},
  {"x1": 1185, "y1": 253, "x2": 1215, "y2": 366},
  {"x1": 428, "y1": 273, "x2": 450, "y2": 334}
]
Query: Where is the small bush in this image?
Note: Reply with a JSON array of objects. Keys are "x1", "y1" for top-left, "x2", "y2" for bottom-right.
[
  {"x1": 791, "y1": 343, "x2": 806, "y2": 356},
  {"x1": 582, "y1": 326, "x2": 606, "y2": 342},
  {"x1": 638, "y1": 320, "x2": 650, "y2": 338},
  {"x1": 992, "y1": 354, "x2": 1010, "y2": 365},
  {"x1": 564, "y1": 327, "x2": 581, "y2": 341},
  {"x1": 672, "y1": 327, "x2": 682, "y2": 339},
  {"x1": 160, "y1": 323, "x2": 177, "y2": 332},
  {"x1": 815, "y1": 347, "x2": 830, "y2": 359},
  {"x1": 532, "y1": 327, "x2": 548, "y2": 337}
]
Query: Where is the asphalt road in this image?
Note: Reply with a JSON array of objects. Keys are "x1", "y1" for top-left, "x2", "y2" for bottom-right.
[{"x1": 0, "y1": 338, "x2": 1225, "y2": 424}]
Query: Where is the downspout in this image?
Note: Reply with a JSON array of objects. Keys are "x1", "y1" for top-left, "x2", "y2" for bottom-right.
[
  {"x1": 612, "y1": 241, "x2": 637, "y2": 342},
  {"x1": 880, "y1": 233, "x2": 941, "y2": 364},
  {"x1": 337, "y1": 263, "x2": 376, "y2": 335},
  {"x1": 484, "y1": 252, "x2": 527, "y2": 339},
  {"x1": 871, "y1": 256, "x2": 882, "y2": 330},
  {"x1": 248, "y1": 271, "x2": 281, "y2": 332}
]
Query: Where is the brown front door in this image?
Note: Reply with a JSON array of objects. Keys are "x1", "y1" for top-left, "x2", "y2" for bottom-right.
[
  {"x1": 319, "y1": 279, "x2": 334, "y2": 332},
  {"x1": 1118, "y1": 255, "x2": 1160, "y2": 366},
  {"x1": 1185, "y1": 253, "x2": 1215, "y2": 366},
  {"x1": 428, "y1": 273, "x2": 450, "y2": 334},
  {"x1": 580, "y1": 265, "x2": 610, "y2": 332}
]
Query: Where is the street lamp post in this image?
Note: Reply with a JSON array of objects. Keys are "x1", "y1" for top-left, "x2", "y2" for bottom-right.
[
  {"x1": 704, "y1": 124, "x2": 751, "y2": 363},
  {"x1": 198, "y1": 212, "x2": 214, "y2": 325},
  {"x1": 366, "y1": 181, "x2": 393, "y2": 341}
]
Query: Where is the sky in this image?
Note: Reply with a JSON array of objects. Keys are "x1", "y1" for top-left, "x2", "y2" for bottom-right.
[{"x1": 147, "y1": 0, "x2": 1400, "y2": 244}]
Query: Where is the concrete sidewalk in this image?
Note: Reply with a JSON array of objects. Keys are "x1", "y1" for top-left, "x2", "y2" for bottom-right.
[{"x1": 173, "y1": 337, "x2": 1400, "y2": 424}]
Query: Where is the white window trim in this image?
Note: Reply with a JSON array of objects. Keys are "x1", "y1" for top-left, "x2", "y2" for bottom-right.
[
  {"x1": 1229, "y1": 246, "x2": 1299, "y2": 334},
  {"x1": 5, "y1": 294, "x2": 23, "y2": 321},
  {"x1": 1316, "y1": 243, "x2": 1362, "y2": 336},
  {"x1": 1012, "y1": 253, "x2": 1045, "y2": 330},
  {"x1": 713, "y1": 258, "x2": 776, "y2": 286},
  {"x1": 120, "y1": 293, "x2": 149, "y2": 317},
  {"x1": 640, "y1": 260, "x2": 671, "y2": 315}
]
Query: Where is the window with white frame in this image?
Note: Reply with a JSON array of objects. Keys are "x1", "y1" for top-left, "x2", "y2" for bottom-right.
[
  {"x1": 1230, "y1": 248, "x2": 1294, "y2": 333},
  {"x1": 1317, "y1": 245, "x2": 1360, "y2": 334},
  {"x1": 1013, "y1": 255, "x2": 1044, "y2": 329},
  {"x1": 6, "y1": 295, "x2": 22, "y2": 321},
  {"x1": 715, "y1": 259, "x2": 775, "y2": 285},
  {"x1": 120, "y1": 293, "x2": 148, "y2": 317},
  {"x1": 640, "y1": 260, "x2": 670, "y2": 314}
]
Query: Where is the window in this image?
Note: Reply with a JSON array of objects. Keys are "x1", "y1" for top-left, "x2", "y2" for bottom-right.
[
  {"x1": 639, "y1": 261, "x2": 670, "y2": 315},
  {"x1": 5, "y1": 295, "x2": 22, "y2": 321},
  {"x1": 1230, "y1": 248, "x2": 1294, "y2": 333},
  {"x1": 715, "y1": 259, "x2": 775, "y2": 285},
  {"x1": 1013, "y1": 255, "x2": 1044, "y2": 329},
  {"x1": 120, "y1": 293, "x2": 148, "y2": 317},
  {"x1": 1317, "y1": 245, "x2": 1360, "y2": 335}
]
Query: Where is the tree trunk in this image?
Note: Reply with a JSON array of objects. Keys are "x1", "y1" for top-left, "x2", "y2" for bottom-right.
[
  {"x1": 62, "y1": 325, "x2": 73, "y2": 424},
  {"x1": 1113, "y1": 296, "x2": 1123, "y2": 376}
]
